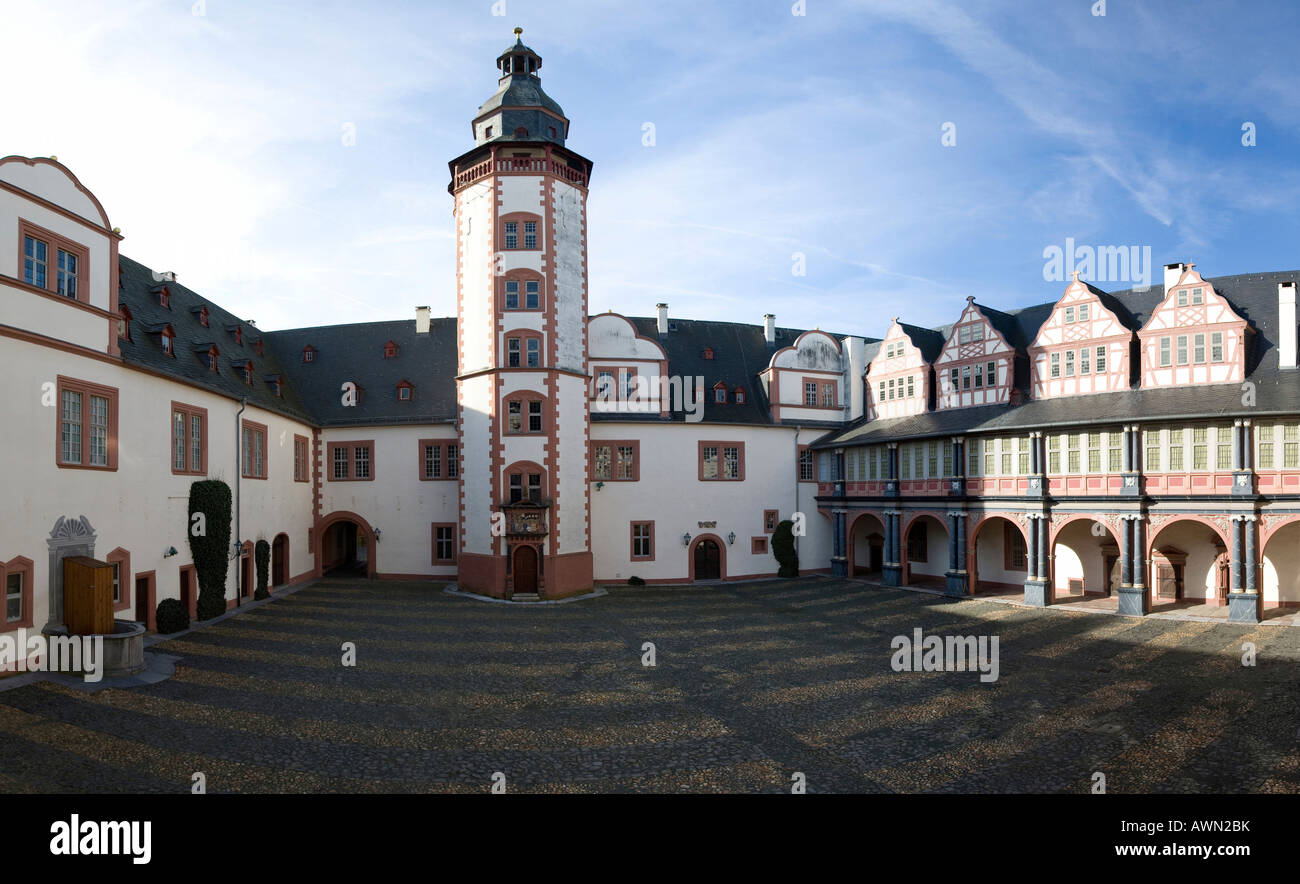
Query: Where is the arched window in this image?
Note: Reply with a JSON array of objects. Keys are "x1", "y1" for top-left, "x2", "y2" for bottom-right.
[
  {"x1": 504, "y1": 461, "x2": 547, "y2": 503},
  {"x1": 500, "y1": 270, "x2": 544, "y2": 311},
  {"x1": 503, "y1": 390, "x2": 546, "y2": 435},
  {"x1": 503, "y1": 330, "x2": 543, "y2": 368}
]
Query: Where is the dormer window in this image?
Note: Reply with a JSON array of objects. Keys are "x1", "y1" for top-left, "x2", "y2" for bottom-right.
[
  {"x1": 713, "y1": 382, "x2": 727, "y2": 404},
  {"x1": 230, "y1": 325, "x2": 242, "y2": 346},
  {"x1": 254, "y1": 339, "x2": 263, "y2": 356},
  {"x1": 702, "y1": 347, "x2": 714, "y2": 360},
  {"x1": 199, "y1": 307, "x2": 209, "y2": 327},
  {"x1": 734, "y1": 388, "x2": 746, "y2": 404},
  {"x1": 156, "y1": 286, "x2": 170, "y2": 308},
  {"x1": 117, "y1": 306, "x2": 132, "y2": 342},
  {"x1": 269, "y1": 377, "x2": 282, "y2": 397},
  {"x1": 397, "y1": 380, "x2": 414, "y2": 401},
  {"x1": 160, "y1": 329, "x2": 174, "y2": 355},
  {"x1": 384, "y1": 341, "x2": 398, "y2": 359},
  {"x1": 485, "y1": 125, "x2": 493, "y2": 139},
  {"x1": 302, "y1": 346, "x2": 316, "y2": 363}
]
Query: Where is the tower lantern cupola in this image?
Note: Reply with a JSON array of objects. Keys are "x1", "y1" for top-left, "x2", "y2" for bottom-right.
[{"x1": 472, "y1": 27, "x2": 570, "y2": 147}]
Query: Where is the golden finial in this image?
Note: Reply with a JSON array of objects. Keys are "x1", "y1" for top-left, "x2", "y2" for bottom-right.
[{"x1": 514, "y1": 27, "x2": 523, "y2": 37}]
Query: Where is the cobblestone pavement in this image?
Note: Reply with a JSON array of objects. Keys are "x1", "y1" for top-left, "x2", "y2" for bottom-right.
[{"x1": 0, "y1": 576, "x2": 1296, "y2": 793}]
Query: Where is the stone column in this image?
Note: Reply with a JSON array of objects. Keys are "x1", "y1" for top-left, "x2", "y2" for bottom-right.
[
  {"x1": 1116, "y1": 515, "x2": 1149, "y2": 616},
  {"x1": 1230, "y1": 517, "x2": 1243, "y2": 592},
  {"x1": 1132, "y1": 517, "x2": 1145, "y2": 591},
  {"x1": 1244, "y1": 517, "x2": 1257, "y2": 592},
  {"x1": 947, "y1": 514, "x2": 959, "y2": 571},
  {"x1": 1229, "y1": 515, "x2": 1261, "y2": 623},
  {"x1": 1122, "y1": 427, "x2": 1132, "y2": 472}
]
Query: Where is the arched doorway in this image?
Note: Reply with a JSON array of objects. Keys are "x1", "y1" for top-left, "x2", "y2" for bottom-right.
[
  {"x1": 972, "y1": 516, "x2": 1027, "y2": 597},
  {"x1": 1051, "y1": 518, "x2": 1120, "y2": 605},
  {"x1": 512, "y1": 545, "x2": 539, "y2": 595},
  {"x1": 689, "y1": 534, "x2": 726, "y2": 582},
  {"x1": 902, "y1": 514, "x2": 948, "y2": 590},
  {"x1": 849, "y1": 512, "x2": 886, "y2": 578},
  {"x1": 240, "y1": 540, "x2": 254, "y2": 598},
  {"x1": 1259, "y1": 518, "x2": 1300, "y2": 619},
  {"x1": 1146, "y1": 518, "x2": 1226, "y2": 612},
  {"x1": 317, "y1": 511, "x2": 377, "y2": 578},
  {"x1": 271, "y1": 533, "x2": 289, "y2": 587}
]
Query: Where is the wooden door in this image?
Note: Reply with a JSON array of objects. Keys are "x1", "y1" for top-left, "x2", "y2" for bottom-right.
[
  {"x1": 513, "y1": 546, "x2": 538, "y2": 594},
  {"x1": 870, "y1": 542, "x2": 883, "y2": 573},
  {"x1": 694, "y1": 540, "x2": 721, "y2": 580},
  {"x1": 272, "y1": 536, "x2": 286, "y2": 586},
  {"x1": 1156, "y1": 563, "x2": 1178, "y2": 600}
]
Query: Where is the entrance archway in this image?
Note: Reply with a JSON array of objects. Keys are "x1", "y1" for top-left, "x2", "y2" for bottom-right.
[
  {"x1": 271, "y1": 533, "x2": 289, "y2": 587},
  {"x1": 689, "y1": 534, "x2": 726, "y2": 582},
  {"x1": 902, "y1": 514, "x2": 948, "y2": 590},
  {"x1": 1260, "y1": 518, "x2": 1300, "y2": 618},
  {"x1": 849, "y1": 512, "x2": 885, "y2": 578},
  {"x1": 1051, "y1": 517, "x2": 1120, "y2": 605},
  {"x1": 972, "y1": 516, "x2": 1027, "y2": 597},
  {"x1": 1146, "y1": 518, "x2": 1227, "y2": 612},
  {"x1": 317, "y1": 511, "x2": 377, "y2": 578}
]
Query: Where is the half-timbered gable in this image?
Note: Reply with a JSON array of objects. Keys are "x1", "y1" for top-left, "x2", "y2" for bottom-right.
[
  {"x1": 1138, "y1": 265, "x2": 1251, "y2": 389},
  {"x1": 1029, "y1": 277, "x2": 1136, "y2": 400},
  {"x1": 864, "y1": 320, "x2": 942, "y2": 421},
  {"x1": 935, "y1": 297, "x2": 1019, "y2": 410}
]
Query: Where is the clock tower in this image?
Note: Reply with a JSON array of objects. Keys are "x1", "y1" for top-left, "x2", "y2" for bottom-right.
[{"x1": 448, "y1": 30, "x2": 595, "y2": 599}]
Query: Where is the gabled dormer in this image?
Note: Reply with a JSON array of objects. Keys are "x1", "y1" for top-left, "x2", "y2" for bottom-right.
[
  {"x1": 231, "y1": 359, "x2": 254, "y2": 385},
  {"x1": 302, "y1": 344, "x2": 317, "y2": 363},
  {"x1": 191, "y1": 305, "x2": 209, "y2": 327},
  {"x1": 864, "y1": 319, "x2": 941, "y2": 421},
  {"x1": 266, "y1": 374, "x2": 283, "y2": 398},
  {"x1": 226, "y1": 323, "x2": 243, "y2": 346},
  {"x1": 711, "y1": 381, "x2": 728, "y2": 403},
  {"x1": 764, "y1": 329, "x2": 846, "y2": 423},
  {"x1": 934, "y1": 297, "x2": 1020, "y2": 410},
  {"x1": 1028, "y1": 275, "x2": 1137, "y2": 400},
  {"x1": 151, "y1": 284, "x2": 171, "y2": 309},
  {"x1": 147, "y1": 322, "x2": 176, "y2": 356},
  {"x1": 396, "y1": 379, "x2": 414, "y2": 401},
  {"x1": 194, "y1": 343, "x2": 220, "y2": 372},
  {"x1": 1137, "y1": 264, "x2": 1251, "y2": 388},
  {"x1": 253, "y1": 338, "x2": 263, "y2": 356},
  {"x1": 384, "y1": 340, "x2": 399, "y2": 359},
  {"x1": 117, "y1": 304, "x2": 133, "y2": 342}
]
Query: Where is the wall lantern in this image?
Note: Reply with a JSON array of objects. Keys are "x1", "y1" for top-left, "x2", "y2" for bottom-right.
[
  {"x1": 374, "y1": 529, "x2": 382, "y2": 543},
  {"x1": 163, "y1": 546, "x2": 178, "y2": 558},
  {"x1": 682, "y1": 532, "x2": 692, "y2": 547},
  {"x1": 727, "y1": 532, "x2": 736, "y2": 545}
]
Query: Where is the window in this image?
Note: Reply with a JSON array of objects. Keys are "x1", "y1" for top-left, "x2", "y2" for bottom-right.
[
  {"x1": 764, "y1": 510, "x2": 779, "y2": 533},
  {"x1": 962, "y1": 365, "x2": 971, "y2": 390},
  {"x1": 294, "y1": 434, "x2": 310, "y2": 482},
  {"x1": 161, "y1": 330, "x2": 174, "y2": 355},
  {"x1": 1176, "y1": 335, "x2": 1188, "y2": 366},
  {"x1": 506, "y1": 395, "x2": 545, "y2": 434},
  {"x1": 949, "y1": 367, "x2": 959, "y2": 391},
  {"x1": 591, "y1": 440, "x2": 639, "y2": 481},
  {"x1": 1192, "y1": 287, "x2": 1204, "y2": 305},
  {"x1": 507, "y1": 469, "x2": 544, "y2": 503},
  {"x1": 887, "y1": 378, "x2": 896, "y2": 400},
  {"x1": 943, "y1": 444, "x2": 953, "y2": 477},
  {"x1": 1087, "y1": 432, "x2": 1101, "y2": 473},
  {"x1": 968, "y1": 439, "x2": 980, "y2": 476},
  {"x1": 384, "y1": 341, "x2": 398, "y2": 358},
  {"x1": 501, "y1": 214, "x2": 541, "y2": 250},
  {"x1": 804, "y1": 381, "x2": 818, "y2": 406},
  {"x1": 1004, "y1": 523, "x2": 1027, "y2": 570},
  {"x1": 1177, "y1": 289, "x2": 1188, "y2": 307},
  {"x1": 1064, "y1": 350, "x2": 1075, "y2": 377},
  {"x1": 1193, "y1": 333, "x2": 1206, "y2": 364},
  {"x1": 1159, "y1": 337, "x2": 1170, "y2": 366},
  {"x1": 906, "y1": 520, "x2": 927, "y2": 563},
  {"x1": 1078, "y1": 304, "x2": 1090, "y2": 322},
  {"x1": 821, "y1": 382, "x2": 836, "y2": 407},
  {"x1": 3, "y1": 557, "x2": 35, "y2": 629},
  {"x1": 432, "y1": 524, "x2": 457, "y2": 563},
  {"x1": 987, "y1": 361, "x2": 996, "y2": 386},
  {"x1": 1145, "y1": 429, "x2": 1161, "y2": 472},
  {"x1": 1216, "y1": 426, "x2": 1232, "y2": 471},
  {"x1": 1065, "y1": 306, "x2": 1075, "y2": 324},
  {"x1": 303, "y1": 346, "x2": 316, "y2": 363},
  {"x1": 327, "y1": 441, "x2": 374, "y2": 481},
  {"x1": 1067, "y1": 434, "x2": 1080, "y2": 473},
  {"x1": 735, "y1": 388, "x2": 745, "y2": 404},
  {"x1": 1050, "y1": 352, "x2": 1060, "y2": 378},
  {"x1": 1080, "y1": 348, "x2": 1090, "y2": 374},
  {"x1": 1258, "y1": 424, "x2": 1274, "y2": 469},
  {"x1": 959, "y1": 325, "x2": 971, "y2": 345},
  {"x1": 751, "y1": 536, "x2": 768, "y2": 555},
  {"x1": 19, "y1": 220, "x2": 88, "y2": 302},
  {"x1": 714, "y1": 386, "x2": 727, "y2": 404},
  {"x1": 798, "y1": 447, "x2": 815, "y2": 482},
  {"x1": 1108, "y1": 432, "x2": 1122, "y2": 472},
  {"x1": 700, "y1": 441, "x2": 743, "y2": 481},
  {"x1": 57, "y1": 377, "x2": 117, "y2": 470},
  {"x1": 906, "y1": 375, "x2": 915, "y2": 398},
  {"x1": 1047, "y1": 435, "x2": 1060, "y2": 474},
  {"x1": 1018, "y1": 437, "x2": 1030, "y2": 475},
  {"x1": 1285, "y1": 424, "x2": 1299, "y2": 469},
  {"x1": 631, "y1": 522, "x2": 654, "y2": 560},
  {"x1": 398, "y1": 381, "x2": 413, "y2": 401},
  {"x1": 1168, "y1": 429, "x2": 1184, "y2": 471},
  {"x1": 171, "y1": 403, "x2": 207, "y2": 475},
  {"x1": 420, "y1": 440, "x2": 459, "y2": 480},
  {"x1": 241, "y1": 420, "x2": 268, "y2": 479},
  {"x1": 1095, "y1": 346, "x2": 1106, "y2": 373},
  {"x1": 973, "y1": 363, "x2": 983, "y2": 388},
  {"x1": 1211, "y1": 332, "x2": 1224, "y2": 362}
]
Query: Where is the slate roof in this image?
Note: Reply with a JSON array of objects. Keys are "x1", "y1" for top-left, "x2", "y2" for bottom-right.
[
  {"x1": 264, "y1": 319, "x2": 459, "y2": 427},
  {"x1": 117, "y1": 256, "x2": 314, "y2": 424},
  {"x1": 897, "y1": 322, "x2": 947, "y2": 363},
  {"x1": 814, "y1": 269, "x2": 1300, "y2": 448}
]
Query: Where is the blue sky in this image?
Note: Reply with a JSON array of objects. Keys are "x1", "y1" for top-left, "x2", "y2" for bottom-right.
[{"x1": 4, "y1": 0, "x2": 1298, "y2": 338}]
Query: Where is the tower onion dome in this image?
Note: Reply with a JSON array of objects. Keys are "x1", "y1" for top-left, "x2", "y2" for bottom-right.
[{"x1": 473, "y1": 28, "x2": 569, "y2": 146}]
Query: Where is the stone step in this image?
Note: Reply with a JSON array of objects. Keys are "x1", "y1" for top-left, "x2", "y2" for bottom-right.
[{"x1": 511, "y1": 593, "x2": 540, "y2": 602}]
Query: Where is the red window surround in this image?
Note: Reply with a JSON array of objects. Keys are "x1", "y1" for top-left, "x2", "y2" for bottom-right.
[
  {"x1": 431, "y1": 523, "x2": 458, "y2": 564},
  {"x1": 590, "y1": 440, "x2": 640, "y2": 481},
  {"x1": 19, "y1": 218, "x2": 89, "y2": 304},
  {"x1": 797, "y1": 445, "x2": 815, "y2": 482},
  {"x1": 302, "y1": 345, "x2": 316, "y2": 363},
  {"x1": 105, "y1": 547, "x2": 131, "y2": 613},
  {"x1": 56, "y1": 376, "x2": 119, "y2": 471},
  {"x1": 170, "y1": 401, "x2": 208, "y2": 476},
  {"x1": 499, "y1": 270, "x2": 545, "y2": 312},
  {"x1": 419, "y1": 439, "x2": 460, "y2": 481},
  {"x1": 751, "y1": 536, "x2": 769, "y2": 555},
  {"x1": 241, "y1": 419, "x2": 268, "y2": 480},
  {"x1": 499, "y1": 211, "x2": 542, "y2": 251},
  {"x1": 698, "y1": 440, "x2": 745, "y2": 481},
  {"x1": 763, "y1": 510, "x2": 779, "y2": 533},
  {"x1": 503, "y1": 330, "x2": 543, "y2": 368},
  {"x1": 327, "y1": 440, "x2": 375, "y2": 481},
  {"x1": 117, "y1": 305, "x2": 132, "y2": 341},
  {"x1": 293, "y1": 434, "x2": 310, "y2": 483},
  {"x1": 630, "y1": 521, "x2": 655, "y2": 561},
  {"x1": 505, "y1": 461, "x2": 547, "y2": 503},
  {"x1": 503, "y1": 391, "x2": 546, "y2": 435},
  {"x1": 384, "y1": 340, "x2": 398, "y2": 358},
  {"x1": 2, "y1": 556, "x2": 36, "y2": 632}
]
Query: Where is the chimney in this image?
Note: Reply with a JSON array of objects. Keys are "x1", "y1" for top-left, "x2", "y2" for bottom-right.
[
  {"x1": 415, "y1": 306, "x2": 430, "y2": 334},
  {"x1": 656, "y1": 303, "x2": 669, "y2": 336},
  {"x1": 763, "y1": 313, "x2": 776, "y2": 346},
  {"x1": 1163, "y1": 262, "x2": 1187, "y2": 294},
  {"x1": 1279, "y1": 283, "x2": 1297, "y2": 370}
]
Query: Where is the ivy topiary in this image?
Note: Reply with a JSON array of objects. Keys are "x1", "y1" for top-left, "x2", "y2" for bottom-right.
[
  {"x1": 254, "y1": 539, "x2": 271, "y2": 599},
  {"x1": 772, "y1": 519, "x2": 799, "y2": 578},
  {"x1": 155, "y1": 598, "x2": 190, "y2": 635},
  {"x1": 188, "y1": 479, "x2": 232, "y2": 621}
]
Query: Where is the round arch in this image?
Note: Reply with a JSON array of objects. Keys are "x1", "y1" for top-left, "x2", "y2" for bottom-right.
[
  {"x1": 317, "y1": 510, "x2": 377, "y2": 578},
  {"x1": 901, "y1": 512, "x2": 949, "y2": 588},
  {"x1": 271, "y1": 532, "x2": 290, "y2": 587},
  {"x1": 1259, "y1": 515, "x2": 1300, "y2": 607},
  {"x1": 1146, "y1": 516, "x2": 1229, "y2": 608},
  {"x1": 848, "y1": 511, "x2": 886, "y2": 577},
  {"x1": 1050, "y1": 516, "x2": 1121, "y2": 601},
  {"x1": 970, "y1": 515, "x2": 1028, "y2": 596},
  {"x1": 687, "y1": 533, "x2": 727, "y2": 582}
]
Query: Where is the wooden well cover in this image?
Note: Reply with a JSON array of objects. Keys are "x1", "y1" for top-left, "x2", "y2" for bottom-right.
[{"x1": 63, "y1": 556, "x2": 114, "y2": 636}]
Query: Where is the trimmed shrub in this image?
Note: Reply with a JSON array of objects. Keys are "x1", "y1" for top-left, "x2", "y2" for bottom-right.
[
  {"x1": 188, "y1": 479, "x2": 232, "y2": 621},
  {"x1": 155, "y1": 598, "x2": 190, "y2": 635},
  {"x1": 254, "y1": 539, "x2": 270, "y2": 599},
  {"x1": 627, "y1": 575, "x2": 645, "y2": 586},
  {"x1": 772, "y1": 519, "x2": 799, "y2": 578}
]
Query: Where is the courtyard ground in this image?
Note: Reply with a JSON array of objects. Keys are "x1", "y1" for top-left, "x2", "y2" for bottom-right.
[{"x1": 0, "y1": 576, "x2": 1296, "y2": 793}]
